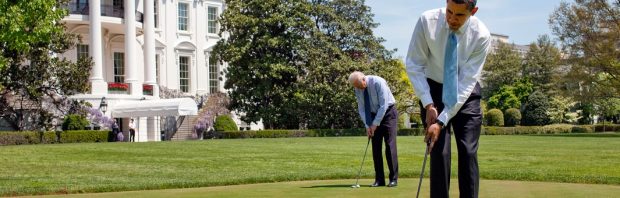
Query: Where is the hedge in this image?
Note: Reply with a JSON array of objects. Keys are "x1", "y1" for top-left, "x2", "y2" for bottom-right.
[
  {"x1": 216, "y1": 124, "x2": 616, "y2": 139},
  {"x1": 594, "y1": 124, "x2": 620, "y2": 132},
  {"x1": 218, "y1": 128, "x2": 425, "y2": 139},
  {"x1": 1, "y1": 130, "x2": 112, "y2": 145},
  {"x1": 482, "y1": 124, "x2": 597, "y2": 135},
  {"x1": 59, "y1": 130, "x2": 110, "y2": 143}
]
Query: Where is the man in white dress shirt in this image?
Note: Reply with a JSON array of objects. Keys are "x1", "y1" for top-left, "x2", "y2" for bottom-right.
[{"x1": 406, "y1": 0, "x2": 490, "y2": 197}]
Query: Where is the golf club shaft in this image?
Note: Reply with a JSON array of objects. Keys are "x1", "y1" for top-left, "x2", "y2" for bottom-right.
[
  {"x1": 354, "y1": 138, "x2": 371, "y2": 186},
  {"x1": 416, "y1": 141, "x2": 430, "y2": 198}
]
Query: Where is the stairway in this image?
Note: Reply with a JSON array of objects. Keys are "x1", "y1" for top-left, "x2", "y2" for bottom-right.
[{"x1": 171, "y1": 115, "x2": 198, "y2": 141}]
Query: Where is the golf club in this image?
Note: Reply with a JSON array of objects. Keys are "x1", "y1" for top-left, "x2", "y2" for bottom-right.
[
  {"x1": 352, "y1": 138, "x2": 371, "y2": 188},
  {"x1": 416, "y1": 139, "x2": 431, "y2": 198}
]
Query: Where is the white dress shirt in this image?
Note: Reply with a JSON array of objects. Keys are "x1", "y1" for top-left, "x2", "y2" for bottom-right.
[{"x1": 406, "y1": 8, "x2": 491, "y2": 125}]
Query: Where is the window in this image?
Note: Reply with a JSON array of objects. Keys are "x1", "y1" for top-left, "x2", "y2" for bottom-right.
[
  {"x1": 209, "y1": 54, "x2": 219, "y2": 93},
  {"x1": 114, "y1": 52, "x2": 125, "y2": 83},
  {"x1": 179, "y1": 56, "x2": 189, "y2": 93},
  {"x1": 207, "y1": 6, "x2": 218, "y2": 34},
  {"x1": 154, "y1": 1, "x2": 159, "y2": 28},
  {"x1": 77, "y1": 44, "x2": 89, "y2": 60},
  {"x1": 178, "y1": 3, "x2": 188, "y2": 31},
  {"x1": 155, "y1": 54, "x2": 160, "y2": 84}
]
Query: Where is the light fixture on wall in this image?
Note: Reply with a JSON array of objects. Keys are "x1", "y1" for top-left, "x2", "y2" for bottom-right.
[{"x1": 99, "y1": 97, "x2": 108, "y2": 114}]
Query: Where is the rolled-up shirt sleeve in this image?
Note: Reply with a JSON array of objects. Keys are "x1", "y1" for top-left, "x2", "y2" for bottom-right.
[
  {"x1": 406, "y1": 17, "x2": 434, "y2": 108},
  {"x1": 437, "y1": 34, "x2": 491, "y2": 124}
]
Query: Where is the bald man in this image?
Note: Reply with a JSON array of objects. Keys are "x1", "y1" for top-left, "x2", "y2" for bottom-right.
[{"x1": 349, "y1": 71, "x2": 399, "y2": 187}]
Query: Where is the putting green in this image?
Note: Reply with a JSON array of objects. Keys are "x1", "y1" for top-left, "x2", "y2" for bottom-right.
[{"x1": 32, "y1": 179, "x2": 620, "y2": 198}]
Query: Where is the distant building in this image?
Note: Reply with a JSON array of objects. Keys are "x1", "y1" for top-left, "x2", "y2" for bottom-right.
[
  {"x1": 490, "y1": 33, "x2": 529, "y2": 57},
  {"x1": 54, "y1": 0, "x2": 262, "y2": 141}
]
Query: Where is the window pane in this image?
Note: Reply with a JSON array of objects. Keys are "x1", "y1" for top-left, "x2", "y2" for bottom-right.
[
  {"x1": 114, "y1": 52, "x2": 125, "y2": 83},
  {"x1": 77, "y1": 44, "x2": 89, "y2": 60},
  {"x1": 155, "y1": 54, "x2": 160, "y2": 84},
  {"x1": 178, "y1": 3, "x2": 188, "y2": 31},
  {"x1": 208, "y1": 7, "x2": 217, "y2": 34},
  {"x1": 154, "y1": 1, "x2": 158, "y2": 28},
  {"x1": 208, "y1": 54, "x2": 218, "y2": 93},
  {"x1": 179, "y1": 56, "x2": 189, "y2": 93}
]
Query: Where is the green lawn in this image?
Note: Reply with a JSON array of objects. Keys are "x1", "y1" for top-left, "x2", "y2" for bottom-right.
[
  {"x1": 29, "y1": 179, "x2": 620, "y2": 198},
  {"x1": 1, "y1": 134, "x2": 619, "y2": 196}
]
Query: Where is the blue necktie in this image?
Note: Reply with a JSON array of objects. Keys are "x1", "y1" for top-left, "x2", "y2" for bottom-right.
[
  {"x1": 363, "y1": 88, "x2": 374, "y2": 126},
  {"x1": 443, "y1": 32, "x2": 458, "y2": 108}
]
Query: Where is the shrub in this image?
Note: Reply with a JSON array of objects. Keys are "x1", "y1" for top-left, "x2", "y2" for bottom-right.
[
  {"x1": 571, "y1": 125, "x2": 594, "y2": 133},
  {"x1": 504, "y1": 108, "x2": 521, "y2": 126},
  {"x1": 594, "y1": 124, "x2": 620, "y2": 132},
  {"x1": 310, "y1": 128, "x2": 365, "y2": 137},
  {"x1": 486, "y1": 109, "x2": 504, "y2": 126},
  {"x1": 542, "y1": 124, "x2": 573, "y2": 134},
  {"x1": 397, "y1": 128, "x2": 424, "y2": 136},
  {"x1": 0, "y1": 131, "x2": 58, "y2": 145},
  {"x1": 62, "y1": 114, "x2": 90, "y2": 130},
  {"x1": 59, "y1": 130, "x2": 110, "y2": 143},
  {"x1": 222, "y1": 130, "x2": 310, "y2": 139},
  {"x1": 522, "y1": 91, "x2": 550, "y2": 126},
  {"x1": 214, "y1": 115, "x2": 238, "y2": 131}
]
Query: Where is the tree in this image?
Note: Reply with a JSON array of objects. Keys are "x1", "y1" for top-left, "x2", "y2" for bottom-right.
[
  {"x1": 213, "y1": 0, "x2": 313, "y2": 129},
  {"x1": 0, "y1": 0, "x2": 92, "y2": 131},
  {"x1": 547, "y1": 95, "x2": 574, "y2": 124},
  {"x1": 487, "y1": 79, "x2": 533, "y2": 112},
  {"x1": 391, "y1": 60, "x2": 418, "y2": 115},
  {"x1": 213, "y1": 0, "x2": 401, "y2": 129},
  {"x1": 522, "y1": 91, "x2": 551, "y2": 126},
  {"x1": 521, "y1": 35, "x2": 561, "y2": 94},
  {"x1": 549, "y1": 0, "x2": 620, "y2": 99},
  {"x1": 596, "y1": 97, "x2": 620, "y2": 123},
  {"x1": 194, "y1": 93, "x2": 231, "y2": 137},
  {"x1": 482, "y1": 41, "x2": 522, "y2": 98}
]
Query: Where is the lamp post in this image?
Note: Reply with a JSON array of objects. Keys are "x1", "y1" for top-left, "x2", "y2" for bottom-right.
[{"x1": 99, "y1": 97, "x2": 108, "y2": 114}]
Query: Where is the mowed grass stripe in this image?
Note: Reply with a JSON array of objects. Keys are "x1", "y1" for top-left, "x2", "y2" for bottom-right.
[
  {"x1": 26, "y1": 179, "x2": 620, "y2": 198},
  {"x1": 0, "y1": 134, "x2": 619, "y2": 196}
]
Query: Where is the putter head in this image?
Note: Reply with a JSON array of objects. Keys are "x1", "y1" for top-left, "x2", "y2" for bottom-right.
[{"x1": 351, "y1": 184, "x2": 360, "y2": 188}]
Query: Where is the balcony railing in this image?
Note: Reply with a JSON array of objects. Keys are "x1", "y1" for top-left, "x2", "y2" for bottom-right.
[{"x1": 66, "y1": 2, "x2": 144, "y2": 23}]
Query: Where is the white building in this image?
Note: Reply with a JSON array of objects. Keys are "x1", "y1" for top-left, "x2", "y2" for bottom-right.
[
  {"x1": 61, "y1": 0, "x2": 261, "y2": 142},
  {"x1": 490, "y1": 33, "x2": 529, "y2": 57}
]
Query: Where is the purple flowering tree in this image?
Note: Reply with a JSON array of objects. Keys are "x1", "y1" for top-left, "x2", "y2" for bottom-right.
[
  {"x1": 193, "y1": 93, "x2": 230, "y2": 139},
  {"x1": 87, "y1": 107, "x2": 114, "y2": 129}
]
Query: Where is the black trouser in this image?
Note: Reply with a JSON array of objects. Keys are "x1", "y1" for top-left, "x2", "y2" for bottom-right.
[
  {"x1": 420, "y1": 79, "x2": 482, "y2": 198},
  {"x1": 129, "y1": 129, "x2": 135, "y2": 142},
  {"x1": 371, "y1": 105, "x2": 399, "y2": 184}
]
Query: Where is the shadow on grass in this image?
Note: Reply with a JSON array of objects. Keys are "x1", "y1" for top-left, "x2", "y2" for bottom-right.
[{"x1": 301, "y1": 184, "x2": 357, "y2": 188}]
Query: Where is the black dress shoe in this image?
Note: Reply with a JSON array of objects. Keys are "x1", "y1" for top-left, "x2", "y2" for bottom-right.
[
  {"x1": 388, "y1": 180, "x2": 398, "y2": 187},
  {"x1": 370, "y1": 181, "x2": 386, "y2": 187}
]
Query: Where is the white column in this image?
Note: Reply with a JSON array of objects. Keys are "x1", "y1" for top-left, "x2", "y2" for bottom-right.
[
  {"x1": 89, "y1": 0, "x2": 106, "y2": 94},
  {"x1": 143, "y1": 0, "x2": 158, "y2": 97},
  {"x1": 125, "y1": 0, "x2": 141, "y2": 95},
  {"x1": 137, "y1": 117, "x2": 148, "y2": 142},
  {"x1": 147, "y1": 116, "x2": 160, "y2": 141}
]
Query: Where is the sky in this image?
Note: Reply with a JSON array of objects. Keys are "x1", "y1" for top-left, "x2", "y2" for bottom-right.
[{"x1": 365, "y1": 0, "x2": 565, "y2": 60}]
